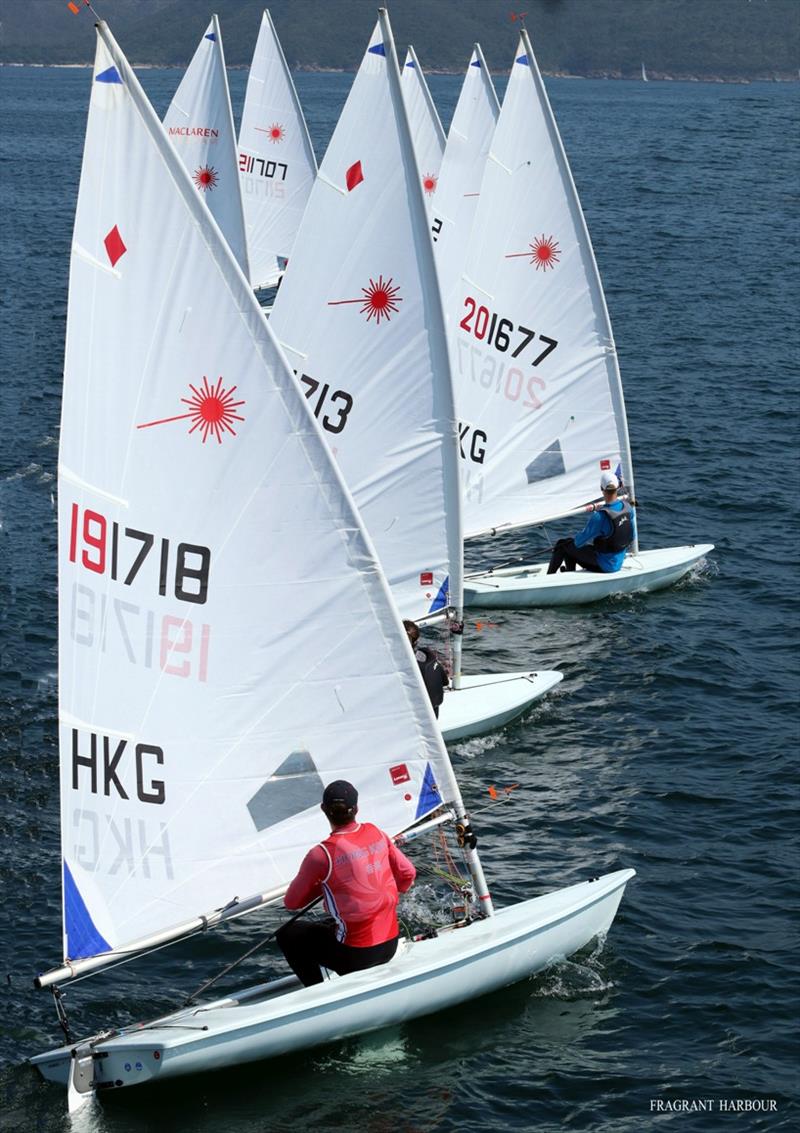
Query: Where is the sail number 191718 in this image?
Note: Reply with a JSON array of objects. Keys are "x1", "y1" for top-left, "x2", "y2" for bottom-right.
[{"x1": 68, "y1": 504, "x2": 210, "y2": 605}]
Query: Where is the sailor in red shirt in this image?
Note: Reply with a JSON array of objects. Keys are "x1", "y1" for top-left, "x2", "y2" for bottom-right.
[{"x1": 277, "y1": 780, "x2": 416, "y2": 987}]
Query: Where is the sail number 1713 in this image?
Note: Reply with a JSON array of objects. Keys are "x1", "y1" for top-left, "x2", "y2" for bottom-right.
[{"x1": 68, "y1": 504, "x2": 210, "y2": 605}]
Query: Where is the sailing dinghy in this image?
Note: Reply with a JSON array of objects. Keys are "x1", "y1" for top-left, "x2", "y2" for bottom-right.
[
  {"x1": 456, "y1": 32, "x2": 712, "y2": 609},
  {"x1": 31, "y1": 21, "x2": 634, "y2": 1101},
  {"x1": 163, "y1": 15, "x2": 249, "y2": 279},
  {"x1": 238, "y1": 9, "x2": 318, "y2": 289},
  {"x1": 270, "y1": 16, "x2": 560, "y2": 738}
]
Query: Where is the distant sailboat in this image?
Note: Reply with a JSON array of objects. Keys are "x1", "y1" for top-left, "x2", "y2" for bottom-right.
[
  {"x1": 238, "y1": 9, "x2": 318, "y2": 289},
  {"x1": 30, "y1": 19, "x2": 634, "y2": 1103},
  {"x1": 401, "y1": 45, "x2": 446, "y2": 211},
  {"x1": 163, "y1": 15, "x2": 249, "y2": 278},
  {"x1": 641, "y1": 62, "x2": 648, "y2": 82}
]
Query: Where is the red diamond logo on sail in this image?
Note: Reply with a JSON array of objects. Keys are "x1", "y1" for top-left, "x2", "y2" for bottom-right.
[
  {"x1": 345, "y1": 160, "x2": 364, "y2": 191},
  {"x1": 104, "y1": 225, "x2": 126, "y2": 267},
  {"x1": 420, "y1": 571, "x2": 433, "y2": 586},
  {"x1": 390, "y1": 764, "x2": 411, "y2": 785},
  {"x1": 422, "y1": 172, "x2": 438, "y2": 195}
]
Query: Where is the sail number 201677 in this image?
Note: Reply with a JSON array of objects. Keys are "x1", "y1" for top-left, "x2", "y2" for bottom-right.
[
  {"x1": 460, "y1": 297, "x2": 558, "y2": 366},
  {"x1": 68, "y1": 503, "x2": 210, "y2": 605}
]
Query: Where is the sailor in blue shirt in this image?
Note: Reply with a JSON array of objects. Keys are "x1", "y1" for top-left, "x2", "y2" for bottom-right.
[{"x1": 547, "y1": 471, "x2": 637, "y2": 575}]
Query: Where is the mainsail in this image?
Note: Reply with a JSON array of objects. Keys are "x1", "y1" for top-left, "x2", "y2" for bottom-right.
[
  {"x1": 163, "y1": 16, "x2": 249, "y2": 277},
  {"x1": 270, "y1": 14, "x2": 463, "y2": 622},
  {"x1": 431, "y1": 44, "x2": 499, "y2": 301},
  {"x1": 453, "y1": 32, "x2": 635, "y2": 538},
  {"x1": 57, "y1": 24, "x2": 458, "y2": 969},
  {"x1": 401, "y1": 46, "x2": 446, "y2": 212},
  {"x1": 238, "y1": 9, "x2": 318, "y2": 288}
]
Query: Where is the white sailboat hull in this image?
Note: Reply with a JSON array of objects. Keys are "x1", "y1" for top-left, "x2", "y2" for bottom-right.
[
  {"x1": 439, "y1": 670, "x2": 563, "y2": 741},
  {"x1": 31, "y1": 869, "x2": 634, "y2": 1091},
  {"x1": 464, "y1": 545, "x2": 714, "y2": 609}
]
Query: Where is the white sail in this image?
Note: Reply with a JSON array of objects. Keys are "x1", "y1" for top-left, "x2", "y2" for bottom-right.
[
  {"x1": 431, "y1": 44, "x2": 499, "y2": 300},
  {"x1": 453, "y1": 32, "x2": 635, "y2": 539},
  {"x1": 401, "y1": 46, "x2": 446, "y2": 212},
  {"x1": 270, "y1": 15, "x2": 463, "y2": 622},
  {"x1": 238, "y1": 9, "x2": 318, "y2": 289},
  {"x1": 57, "y1": 24, "x2": 458, "y2": 966},
  {"x1": 163, "y1": 16, "x2": 249, "y2": 277}
]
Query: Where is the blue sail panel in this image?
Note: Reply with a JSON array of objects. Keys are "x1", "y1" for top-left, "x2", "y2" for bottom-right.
[
  {"x1": 415, "y1": 762, "x2": 443, "y2": 819},
  {"x1": 428, "y1": 576, "x2": 449, "y2": 614},
  {"x1": 368, "y1": 43, "x2": 386, "y2": 56},
  {"x1": 63, "y1": 861, "x2": 111, "y2": 961},
  {"x1": 95, "y1": 66, "x2": 122, "y2": 84}
]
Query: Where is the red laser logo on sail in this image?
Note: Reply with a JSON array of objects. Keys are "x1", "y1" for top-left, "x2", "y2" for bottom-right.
[
  {"x1": 192, "y1": 165, "x2": 219, "y2": 191},
  {"x1": 328, "y1": 275, "x2": 403, "y2": 325},
  {"x1": 505, "y1": 235, "x2": 561, "y2": 271},
  {"x1": 422, "y1": 173, "x2": 438, "y2": 195},
  {"x1": 137, "y1": 377, "x2": 246, "y2": 444},
  {"x1": 256, "y1": 122, "x2": 285, "y2": 143}
]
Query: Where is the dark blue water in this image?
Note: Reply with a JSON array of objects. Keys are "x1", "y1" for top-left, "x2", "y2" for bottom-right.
[{"x1": 1, "y1": 62, "x2": 798, "y2": 1131}]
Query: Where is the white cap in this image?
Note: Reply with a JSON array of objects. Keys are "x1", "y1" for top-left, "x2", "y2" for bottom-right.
[{"x1": 600, "y1": 471, "x2": 619, "y2": 491}]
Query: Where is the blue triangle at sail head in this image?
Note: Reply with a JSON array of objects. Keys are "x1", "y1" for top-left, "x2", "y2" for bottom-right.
[
  {"x1": 368, "y1": 43, "x2": 386, "y2": 56},
  {"x1": 428, "y1": 576, "x2": 449, "y2": 614},
  {"x1": 95, "y1": 66, "x2": 122, "y2": 84},
  {"x1": 516, "y1": 54, "x2": 529, "y2": 66},
  {"x1": 205, "y1": 32, "x2": 217, "y2": 41},
  {"x1": 63, "y1": 860, "x2": 111, "y2": 961},
  {"x1": 470, "y1": 58, "x2": 482, "y2": 68},
  {"x1": 405, "y1": 59, "x2": 416, "y2": 68},
  {"x1": 415, "y1": 763, "x2": 442, "y2": 820}
]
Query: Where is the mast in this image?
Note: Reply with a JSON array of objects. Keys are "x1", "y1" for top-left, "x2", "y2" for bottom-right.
[{"x1": 379, "y1": 9, "x2": 466, "y2": 686}]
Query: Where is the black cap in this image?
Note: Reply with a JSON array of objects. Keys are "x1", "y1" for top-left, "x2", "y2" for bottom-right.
[{"x1": 322, "y1": 780, "x2": 358, "y2": 810}]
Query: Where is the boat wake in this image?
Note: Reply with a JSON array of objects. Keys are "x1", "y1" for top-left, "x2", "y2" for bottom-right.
[{"x1": 530, "y1": 933, "x2": 616, "y2": 1000}]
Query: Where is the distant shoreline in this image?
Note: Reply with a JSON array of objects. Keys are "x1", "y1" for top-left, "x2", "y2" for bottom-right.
[{"x1": 1, "y1": 61, "x2": 798, "y2": 83}]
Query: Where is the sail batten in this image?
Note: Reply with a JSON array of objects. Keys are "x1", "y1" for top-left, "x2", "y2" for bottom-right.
[{"x1": 56, "y1": 22, "x2": 460, "y2": 970}]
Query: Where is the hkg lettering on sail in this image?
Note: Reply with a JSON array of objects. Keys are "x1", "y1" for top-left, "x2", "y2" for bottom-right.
[
  {"x1": 71, "y1": 809, "x2": 174, "y2": 880},
  {"x1": 71, "y1": 729, "x2": 165, "y2": 805}
]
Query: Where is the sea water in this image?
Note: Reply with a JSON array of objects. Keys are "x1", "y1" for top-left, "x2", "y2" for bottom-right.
[{"x1": 0, "y1": 65, "x2": 798, "y2": 1131}]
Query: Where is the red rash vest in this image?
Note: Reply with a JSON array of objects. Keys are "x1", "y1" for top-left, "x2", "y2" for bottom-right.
[{"x1": 284, "y1": 821, "x2": 416, "y2": 947}]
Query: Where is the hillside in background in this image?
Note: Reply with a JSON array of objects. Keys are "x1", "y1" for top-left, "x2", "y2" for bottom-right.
[{"x1": 0, "y1": 0, "x2": 798, "y2": 78}]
